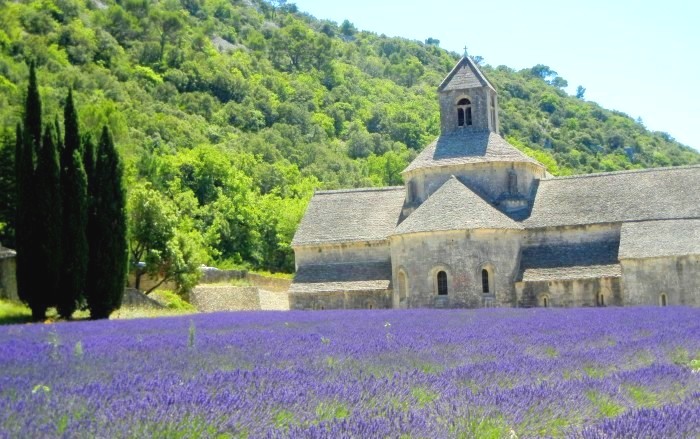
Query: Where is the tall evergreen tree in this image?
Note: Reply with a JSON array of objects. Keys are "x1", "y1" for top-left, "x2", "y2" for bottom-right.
[
  {"x1": 86, "y1": 127, "x2": 127, "y2": 319},
  {"x1": 32, "y1": 125, "x2": 62, "y2": 316},
  {"x1": 16, "y1": 62, "x2": 45, "y2": 320},
  {"x1": 0, "y1": 131, "x2": 16, "y2": 247},
  {"x1": 57, "y1": 90, "x2": 88, "y2": 318}
]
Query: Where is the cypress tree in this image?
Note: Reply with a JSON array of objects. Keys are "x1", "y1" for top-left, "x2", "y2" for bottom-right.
[
  {"x1": 32, "y1": 125, "x2": 62, "y2": 316},
  {"x1": 57, "y1": 90, "x2": 87, "y2": 318},
  {"x1": 16, "y1": 62, "x2": 44, "y2": 320},
  {"x1": 86, "y1": 127, "x2": 127, "y2": 319},
  {"x1": 84, "y1": 134, "x2": 98, "y2": 314}
]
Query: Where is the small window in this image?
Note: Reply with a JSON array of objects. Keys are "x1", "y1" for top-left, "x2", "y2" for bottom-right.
[
  {"x1": 437, "y1": 271, "x2": 448, "y2": 295},
  {"x1": 456, "y1": 98, "x2": 472, "y2": 127},
  {"x1": 597, "y1": 293, "x2": 605, "y2": 307},
  {"x1": 481, "y1": 269, "x2": 490, "y2": 293},
  {"x1": 660, "y1": 293, "x2": 667, "y2": 307},
  {"x1": 543, "y1": 296, "x2": 549, "y2": 308}
]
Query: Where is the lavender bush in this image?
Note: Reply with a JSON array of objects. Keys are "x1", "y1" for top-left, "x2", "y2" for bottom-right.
[{"x1": 0, "y1": 307, "x2": 698, "y2": 438}]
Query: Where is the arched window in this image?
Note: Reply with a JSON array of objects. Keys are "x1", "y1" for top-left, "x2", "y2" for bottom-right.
[
  {"x1": 597, "y1": 293, "x2": 605, "y2": 307},
  {"x1": 542, "y1": 296, "x2": 549, "y2": 308},
  {"x1": 398, "y1": 271, "x2": 408, "y2": 302},
  {"x1": 437, "y1": 271, "x2": 448, "y2": 295},
  {"x1": 490, "y1": 95, "x2": 496, "y2": 128},
  {"x1": 457, "y1": 98, "x2": 472, "y2": 127},
  {"x1": 481, "y1": 269, "x2": 490, "y2": 293},
  {"x1": 660, "y1": 293, "x2": 667, "y2": 307}
]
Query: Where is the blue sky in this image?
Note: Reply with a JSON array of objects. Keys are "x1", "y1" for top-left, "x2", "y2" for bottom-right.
[{"x1": 293, "y1": 0, "x2": 700, "y2": 151}]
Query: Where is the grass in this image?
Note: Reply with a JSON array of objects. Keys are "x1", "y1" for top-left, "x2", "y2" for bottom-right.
[
  {"x1": 0, "y1": 300, "x2": 32, "y2": 324},
  {"x1": 0, "y1": 298, "x2": 197, "y2": 324},
  {"x1": 586, "y1": 391, "x2": 625, "y2": 418},
  {"x1": 150, "y1": 290, "x2": 196, "y2": 311}
]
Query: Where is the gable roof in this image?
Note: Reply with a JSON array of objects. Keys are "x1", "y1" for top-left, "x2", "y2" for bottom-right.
[
  {"x1": 619, "y1": 219, "x2": 700, "y2": 259},
  {"x1": 291, "y1": 187, "x2": 405, "y2": 246},
  {"x1": 525, "y1": 165, "x2": 700, "y2": 228},
  {"x1": 438, "y1": 56, "x2": 495, "y2": 92},
  {"x1": 393, "y1": 177, "x2": 522, "y2": 235},
  {"x1": 403, "y1": 131, "x2": 544, "y2": 174}
]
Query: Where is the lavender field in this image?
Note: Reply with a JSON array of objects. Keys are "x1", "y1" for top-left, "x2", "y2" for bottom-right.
[{"x1": 0, "y1": 308, "x2": 698, "y2": 438}]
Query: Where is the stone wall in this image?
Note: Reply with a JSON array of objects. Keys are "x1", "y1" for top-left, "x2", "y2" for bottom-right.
[
  {"x1": 621, "y1": 255, "x2": 700, "y2": 306},
  {"x1": 290, "y1": 288, "x2": 392, "y2": 310},
  {"x1": 190, "y1": 286, "x2": 261, "y2": 312},
  {"x1": 0, "y1": 255, "x2": 17, "y2": 301},
  {"x1": 390, "y1": 229, "x2": 523, "y2": 308},
  {"x1": 516, "y1": 277, "x2": 622, "y2": 308},
  {"x1": 190, "y1": 285, "x2": 290, "y2": 311},
  {"x1": 294, "y1": 240, "x2": 391, "y2": 268},
  {"x1": 405, "y1": 161, "x2": 545, "y2": 208}
]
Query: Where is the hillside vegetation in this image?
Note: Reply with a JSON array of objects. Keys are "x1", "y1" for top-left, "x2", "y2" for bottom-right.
[{"x1": 0, "y1": 0, "x2": 698, "y2": 273}]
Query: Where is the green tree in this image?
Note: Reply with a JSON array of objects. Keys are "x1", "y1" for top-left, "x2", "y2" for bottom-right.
[
  {"x1": 16, "y1": 62, "x2": 46, "y2": 320},
  {"x1": 33, "y1": 124, "x2": 62, "y2": 317},
  {"x1": 127, "y1": 183, "x2": 202, "y2": 294},
  {"x1": 86, "y1": 127, "x2": 127, "y2": 319},
  {"x1": 0, "y1": 131, "x2": 16, "y2": 247},
  {"x1": 57, "y1": 89, "x2": 88, "y2": 318}
]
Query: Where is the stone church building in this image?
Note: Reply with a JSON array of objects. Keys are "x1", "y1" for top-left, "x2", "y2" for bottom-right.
[{"x1": 290, "y1": 56, "x2": 700, "y2": 310}]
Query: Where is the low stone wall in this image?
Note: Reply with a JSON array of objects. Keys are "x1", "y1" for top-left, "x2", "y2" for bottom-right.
[
  {"x1": 0, "y1": 253, "x2": 17, "y2": 301},
  {"x1": 126, "y1": 274, "x2": 177, "y2": 293},
  {"x1": 290, "y1": 289, "x2": 392, "y2": 310},
  {"x1": 191, "y1": 286, "x2": 290, "y2": 312},
  {"x1": 246, "y1": 273, "x2": 291, "y2": 292},
  {"x1": 190, "y1": 286, "x2": 261, "y2": 312},
  {"x1": 121, "y1": 288, "x2": 165, "y2": 308}
]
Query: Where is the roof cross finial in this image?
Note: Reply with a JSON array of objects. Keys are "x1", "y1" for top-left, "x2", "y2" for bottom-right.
[{"x1": 463, "y1": 46, "x2": 468, "y2": 58}]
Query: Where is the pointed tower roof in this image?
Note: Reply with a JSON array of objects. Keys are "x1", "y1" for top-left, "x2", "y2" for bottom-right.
[
  {"x1": 393, "y1": 177, "x2": 523, "y2": 235},
  {"x1": 438, "y1": 56, "x2": 495, "y2": 92},
  {"x1": 402, "y1": 131, "x2": 543, "y2": 174}
]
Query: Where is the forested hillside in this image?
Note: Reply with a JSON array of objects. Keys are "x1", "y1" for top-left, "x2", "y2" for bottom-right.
[{"x1": 0, "y1": 0, "x2": 698, "y2": 274}]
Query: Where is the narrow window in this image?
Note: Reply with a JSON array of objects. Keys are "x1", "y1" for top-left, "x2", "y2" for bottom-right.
[
  {"x1": 598, "y1": 293, "x2": 605, "y2": 306},
  {"x1": 490, "y1": 95, "x2": 496, "y2": 127},
  {"x1": 398, "y1": 271, "x2": 407, "y2": 302},
  {"x1": 543, "y1": 297, "x2": 549, "y2": 308},
  {"x1": 481, "y1": 269, "x2": 490, "y2": 293},
  {"x1": 457, "y1": 98, "x2": 472, "y2": 127},
  {"x1": 660, "y1": 293, "x2": 667, "y2": 307},
  {"x1": 437, "y1": 271, "x2": 448, "y2": 295}
]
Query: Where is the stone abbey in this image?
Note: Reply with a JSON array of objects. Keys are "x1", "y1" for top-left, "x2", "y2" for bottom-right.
[{"x1": 289, "y1": 56, "x2": 700, "y2": 310}]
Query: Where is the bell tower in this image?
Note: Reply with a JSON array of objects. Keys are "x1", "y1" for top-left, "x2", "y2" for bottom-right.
[{"x1": 437, "y1": 55, "x2": 499, "y2": 135}]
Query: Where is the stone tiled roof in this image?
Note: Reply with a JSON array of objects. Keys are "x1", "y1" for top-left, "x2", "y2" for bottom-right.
[
  {"x1": 0, "y1": 245, "x2": 15, "y2": 259},
  {"x1": 394, "y1": 177, "x2": 523, "y2": 235},
  {"x1": 619, "y1": 219, "x2": 700, "y2": 259},
  {"x1": 521, "y1": 264, "x2": 622, "y2": 282},
  {"x1": 517, "y1": 240, "x2": 621, "y2": 282},
  {"x1": 291, "y1": 187, "x2": 405, "y2": 246},
  {"x1": 438, "y1": 56, "x2": 495, "y2": 92},
  {"x1": 403, "y1": 131, "x2": 543, "y2": 174},
  {"x1": 290, "y1": 261, "x2": 392, "y2": 294},
  {"x1": 525, "y1": 165, "x2": 700, "y2": 228}
]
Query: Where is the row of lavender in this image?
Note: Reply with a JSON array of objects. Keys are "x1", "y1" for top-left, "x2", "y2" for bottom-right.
[{"x1": 0, "y1": 307, "x2": 698, "y2": 437}]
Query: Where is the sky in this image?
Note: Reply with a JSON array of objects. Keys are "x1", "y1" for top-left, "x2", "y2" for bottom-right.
[{"x1": 292, "y1": 0, "x2": 700, "y2": 151}]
